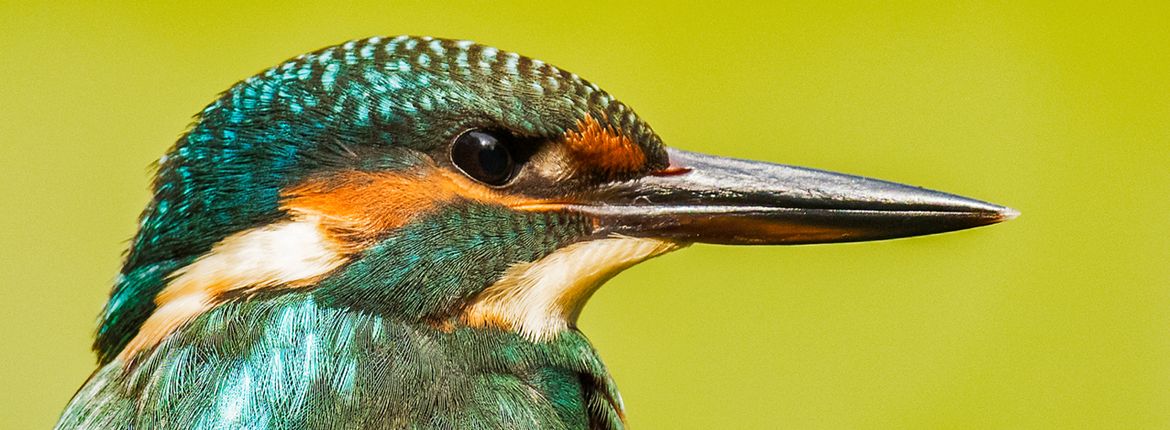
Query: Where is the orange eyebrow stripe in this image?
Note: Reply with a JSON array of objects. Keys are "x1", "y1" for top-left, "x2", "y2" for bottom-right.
[
  {"x1": 281, "y1": 167, "x2": 565, "y2": 243},
  {"x1": 562, "y1": 115, "x2": 646, "y2": 175}
]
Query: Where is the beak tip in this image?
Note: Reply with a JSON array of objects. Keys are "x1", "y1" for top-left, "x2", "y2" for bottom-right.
[
  {"x1": 997, "y1": 206, "x2": 1021, "y2": 221},
  {"x1": 937, "y1": 191, "x2": 1017, "y2": 223}
]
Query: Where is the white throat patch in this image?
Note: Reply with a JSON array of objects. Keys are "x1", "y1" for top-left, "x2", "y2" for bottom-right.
[{"x1": 464, "y1": 236, "x2": 685, "y2": 342}]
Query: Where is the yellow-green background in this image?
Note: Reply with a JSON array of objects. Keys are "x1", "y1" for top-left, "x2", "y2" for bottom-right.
[{"x1": 2, "y1": 2, "x2": 1167, "y2": 428}]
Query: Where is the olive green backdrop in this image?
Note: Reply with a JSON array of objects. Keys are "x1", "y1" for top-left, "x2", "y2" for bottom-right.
[{"x1": 3, "y1": 2, "x2": 1167, "y2": 428}]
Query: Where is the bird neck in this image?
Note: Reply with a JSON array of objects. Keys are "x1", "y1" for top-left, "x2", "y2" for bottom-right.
[
  {"x1": 136, "y1": 291, "x2": 612, "y2": 368},
  {"x1": 86, "y1": 292, "x2": 625, "y2": 427}
]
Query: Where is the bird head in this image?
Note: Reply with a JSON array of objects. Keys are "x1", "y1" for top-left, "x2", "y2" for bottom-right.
[{"x1": 97, "y1": 36, "x2": 1015, "y2": 364}]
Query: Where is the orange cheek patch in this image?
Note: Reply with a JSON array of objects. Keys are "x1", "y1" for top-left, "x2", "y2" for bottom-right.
[
  {"x1": 283, "y1": 170, "x2": 448, "y2": 244},
  {"x1": 282, "y1": 167, "x2": 567, "y2": 245},
  {"x1": 562, "y1": 115, "x2": 647, "y2": 175}
]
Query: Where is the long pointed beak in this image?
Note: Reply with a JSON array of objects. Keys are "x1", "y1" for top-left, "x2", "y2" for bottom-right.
[{"x1": 573, "y1": 148, "x2": 1017, "y2": 245}]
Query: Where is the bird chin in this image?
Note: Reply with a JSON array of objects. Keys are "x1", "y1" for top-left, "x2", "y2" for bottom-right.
[{"x1": 462, "y1": 235, "x2": 687, "y2": 342}]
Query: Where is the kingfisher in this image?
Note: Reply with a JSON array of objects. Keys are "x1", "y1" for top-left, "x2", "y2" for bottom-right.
[{"x1": 56, "y1": 35, "x2": 1015, "y2": 429}]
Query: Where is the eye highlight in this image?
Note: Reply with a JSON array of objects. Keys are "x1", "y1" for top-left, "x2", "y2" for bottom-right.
[{"x1": 451, "y1": 130, "x2": 516, "y2": 186}]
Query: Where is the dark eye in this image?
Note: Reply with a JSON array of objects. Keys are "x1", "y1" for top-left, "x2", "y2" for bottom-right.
[{"x1": 451, "y1": 130, "x2": 515, "y2": 186}]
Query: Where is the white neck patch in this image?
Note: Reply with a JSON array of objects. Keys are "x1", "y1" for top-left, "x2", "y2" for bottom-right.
[
  {"x1": 117, "y1": 214, "x2": 348, "y2": 363},
  {"x1": 464, "y1": 236, "x2": 685, "y2": 342}
]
